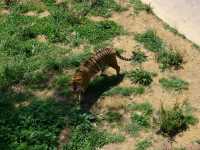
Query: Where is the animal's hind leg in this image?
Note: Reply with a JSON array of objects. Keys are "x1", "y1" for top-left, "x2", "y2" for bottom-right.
[{"x1": 109, "y1": 57, "x2": 120, "y2": 76}]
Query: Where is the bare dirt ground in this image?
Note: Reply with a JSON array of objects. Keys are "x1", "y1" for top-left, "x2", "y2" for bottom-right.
[{"x1": 90, "y1": 0, "x2": 200, "y2": 149}]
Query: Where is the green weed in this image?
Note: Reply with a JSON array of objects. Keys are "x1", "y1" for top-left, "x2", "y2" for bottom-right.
[
  {"x1": 127, "y1": 102, "x2": 153, "y2": 116},
  {"x1": 157, "y1": 103, "x2": 198, "y2": 138},
  {"x1": 132, "y1": 51, "x2": 147, "y2": 64},
  {"x1": 135, "y1": 29, "x2": 165, "y2": 52},
  {"x1": 128, "y1": 68, "x2": 153, "y2": 86},
  {"x1": 105, "y1": 111, "x2": 122, "y2": 123},
  {"x1": 159, "y1": 77, "x2": 189, "y2": 91},
  {"x1": 125, "y1": 102, "x2": 153, "y2": 136},
  {"x1": 157, "y1": 50, "x2": 183, "y2": 70}
]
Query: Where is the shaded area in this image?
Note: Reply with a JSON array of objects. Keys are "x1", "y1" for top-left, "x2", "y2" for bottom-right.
[{"x1": 81, "y1": 74, "x2": 125, "y2": 110}]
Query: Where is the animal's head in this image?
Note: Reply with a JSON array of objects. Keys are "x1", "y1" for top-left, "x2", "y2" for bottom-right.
[{"x1": 71, "y1": 71, "x2": 84, "y2": 102}]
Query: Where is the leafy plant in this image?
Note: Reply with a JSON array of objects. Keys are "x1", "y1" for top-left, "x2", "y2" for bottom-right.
[
  {"x1": 104, "y1": 86, "x2": 144, "y2": 96},
  {"x1": 159, "y1": 77, "x2": 189, "y2": 91},
  {"x1": 128, "y1": 68, "x2": 153, "y2": 86},
  {"x1": 157, "y1": 50, "x2": 183, "y2": 70},
  {"x1": 157, "y1": 103, "x2": 198, "y2": 138},
  {"x1": 135, "y1": 29, "x2": 165, "y2": 52},
  {"x1": 132, "y1": 51, "x2": 147, "y2": 64}
]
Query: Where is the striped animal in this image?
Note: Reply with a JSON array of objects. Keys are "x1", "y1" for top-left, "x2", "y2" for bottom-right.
[{"x1": 71, "y1": 48, "x2": 132, "y2": 101}]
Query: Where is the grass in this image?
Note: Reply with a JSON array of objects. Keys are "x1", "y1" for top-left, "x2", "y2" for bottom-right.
[
  {"x1": 135, "y1": 139, "x2": 152, "y2": 150},
  {"x1": 132, "y1": 51, "x2": 147, "y2": 64},
  {"x1": 157, "y1": 50, "x2": 183, "y2": 70},
  {"x1": 129, "y1": 0, "x2": 153, "y2": 14},
  {"x1": 75, "y1": 20, "x2": 123, "y2": 44},
  {"x1": 0, "y1": 91, "x2": 125, "y2": 150},
  {"x1": 157, "y1": 102, "x2": 198, "y2": 138},
  {"x1": 135, "y1": 29, "x2": 165, "y2": 52},
  {"x1": 89, "y1": 0, "x2": 126, "y2": 17},
  {"x1": 104, "y1": 86, "x2": 145, "y2": 96},
  {"x1": 125, "y1": 102, "x2": 153, "y2": 136},
  {"x1": 159, "y1": 77, "x2": 189, "y2": 91},
  {"x1": 128, "y1": 68, "x2": 153, "y2": 86},
  {"x1": 53, "y1": 74, "x2": 72, "y2": 97},
  {"x1": 127, "y1": 102, "x2": 153, "y2": 116},
  {"x1": 105, "y1": 111, "x2": 122, "y2": 123}
]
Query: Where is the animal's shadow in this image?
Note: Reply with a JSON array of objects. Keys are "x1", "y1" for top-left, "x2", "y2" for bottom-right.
[{"x1": 80, "y1": 74, "x2": 125, "y2": 110}]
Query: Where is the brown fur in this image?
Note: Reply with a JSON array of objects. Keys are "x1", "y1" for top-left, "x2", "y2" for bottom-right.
[{"x1": 72, "y1": 48, "x2": 132, "y2": 100}]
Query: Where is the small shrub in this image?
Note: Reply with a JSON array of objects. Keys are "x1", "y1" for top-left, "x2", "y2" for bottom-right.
[
  {"x1": 129, "y1": 0, "x2": 153, "y2": 14},
  {"x1": 135, "y1": 30, "x2": 165, "y2": 52},
  {"x1": 157, "y1": 50, "x2": 183, "y2": 70},
  {"x1": 159, "y1": 77, "x2": 189, "y2": 91},
  {"x1": 128, "y1": 68, "x2": 153, "y2": 86},
  {"x1": 104, "y1": 86, "x2": 144, "y2": 96},
  {"x1": 158, "y1": 103, "x2": 198, "y2": 138},
  {"x1": 132, "y1": 51, "x2": 147, "y2": 64},
  {"x1": 105, "y1": 111, "x2": 122, "y2": 123},
  {"x1": 135, "y1": 139, "x2": 152, "y2": 150}
]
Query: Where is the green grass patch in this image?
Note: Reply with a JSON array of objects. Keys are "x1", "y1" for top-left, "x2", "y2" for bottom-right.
[
  {"x1": 11, "y1": 1, "x2": 46, "y2": 14},
  {"x1": 90, "y1": 0, "x2": 126, "y2": 17},
  {"x1": 75, "y1": 20, "x2": 123, "y2": 44},
  {"x1": 128, "y1": 68, "x2": 153, "y2": 86},
  {"x1": 104, "y1": 86, "x2": 145, "y2": 96},
  {"x1": 156, "y1": 50, "x2": 183, "y2": 70},
  {"x1": 125, "y1": 102, "x2": 153, "y2": 136},
  {"x1": 127, "y1": 102, "x2": 153, "y2": 116},
  {"x1": 104, "y1": 111, "x2": 122, "y2": 123},
  {"x1": 135, "y1": 139, "x2": 152, "y2": 150},
  {"x1": 65, "y1": 128, "x2": 125, "y2": 150},
  {"x1": 132, "y1": 51, "x2": 147, "y2": 64},
  {"x1": 135, "y1": 29, "x2": 165, "y2": 52},
  {"x1": 130, "y1": 0, "x2": 152, "y2": 14},
  {"x1": 53, "y1": 74, "x2": 72, "y2": 97},
  {"x1": 159, "y1": 77, "x2": 189, "y2": 91},
  {"x1": 157, "y1": 102, "x2": 198, "y2": 138}
]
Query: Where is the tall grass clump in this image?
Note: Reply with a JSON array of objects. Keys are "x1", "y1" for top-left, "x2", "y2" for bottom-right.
[
  {"x1": 132, "y1": 51, "x2": 147, "y2": 64},
  {"x1": 157, "y1": 102, "x2": 198, "y2": 138},
  {"x1": 135, "y1": 29, "x2": 165, "y2": 52},
  {"x1": 128, "y1": 68, "x2": 153, "y2": 86},
  {"x1": 156, "y1": 50, "x2": 183, "y2": 70}
]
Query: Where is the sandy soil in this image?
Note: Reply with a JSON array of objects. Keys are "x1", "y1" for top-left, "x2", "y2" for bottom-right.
[{"x1": 142, "y1": 0, "x2": 200, "y2": 46}]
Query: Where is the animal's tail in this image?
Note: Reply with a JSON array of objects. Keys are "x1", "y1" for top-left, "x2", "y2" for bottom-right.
[{"x1": 116, "y1": 51, "x2": 132, "y2": 61}]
